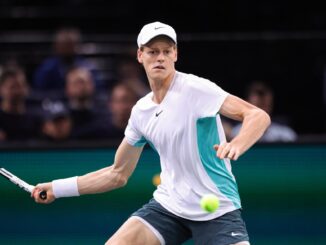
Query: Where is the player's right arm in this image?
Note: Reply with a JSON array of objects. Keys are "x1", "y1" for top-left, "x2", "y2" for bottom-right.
[{"x1": 32, "y1": 138, "x2": 144, "y2": 204}]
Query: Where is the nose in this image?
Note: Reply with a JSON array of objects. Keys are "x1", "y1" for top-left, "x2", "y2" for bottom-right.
[{"x1": 157, "y1": 51, "x2": 165, "y2": 62}]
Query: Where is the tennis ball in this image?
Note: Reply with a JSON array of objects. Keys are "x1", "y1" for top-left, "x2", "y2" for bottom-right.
[
  {"x1": 152, "y1": 174, "x2": 161, "y2": 186},
  {"x1": 200, "y1": 194, "x2": 219, "y2": 213}
]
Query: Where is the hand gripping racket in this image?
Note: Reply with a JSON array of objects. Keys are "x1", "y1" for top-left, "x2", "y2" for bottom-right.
[{"x1": 0, "y1": 167, "x2": 47, "y2": 200}]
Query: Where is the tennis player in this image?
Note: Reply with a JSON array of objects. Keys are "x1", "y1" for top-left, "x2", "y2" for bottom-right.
[{"x1": 32, "y1": 21, "x2": 270, "y2": 245}]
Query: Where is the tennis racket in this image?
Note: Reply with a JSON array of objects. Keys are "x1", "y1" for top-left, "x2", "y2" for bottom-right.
[{"x1": 0, "y1": 167, "x2": 47, "y2": 200}]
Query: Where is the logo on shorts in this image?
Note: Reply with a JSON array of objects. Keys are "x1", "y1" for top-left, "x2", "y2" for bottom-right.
[{"x1": 231, "y1": 232, "x2": 244, "y2": 237}]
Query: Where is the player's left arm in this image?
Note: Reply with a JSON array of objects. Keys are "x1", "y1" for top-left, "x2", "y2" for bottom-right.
[{"x1": 215, "y1": 94, "x2": 271, "y2": 160}]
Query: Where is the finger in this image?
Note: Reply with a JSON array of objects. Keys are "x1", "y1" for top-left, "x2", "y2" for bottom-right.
[
  {"x1": 32, "y1": 184, "x2": 48, "y2": 202},
  {"x1": 32, "y1": 187, "x2": 41, "y2": 199},
  {"x1": 35, "y1": 193, "x2": 50, "y2": 204},
  {"x1": 213, "y1": 144, "x2": 219, "y2": 151},
  {"x1": 33, "y1": 189, "x2": 43, "y2": 202},
  {"x1": 232, "y1": 151, "x2": 240, "y2": 161},
  {"x1": 220, "y1": 143, "x2": 231, "y2": 159},
  {"x1": 216, "y1": 142, "x2": 226, "y2": 158},
  {"x1": 227, "y1": 148, "x2": 236, "y2": 160}
]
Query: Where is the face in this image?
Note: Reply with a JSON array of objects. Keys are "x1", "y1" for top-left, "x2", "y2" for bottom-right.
[
  {"x1": 137, "y1": 37, "x2": 177, "y2": 82},
  {"x1": 109, "y1": 85, "x2": 137, "y2": 126},
  {"x1": 248, "y1": 89, "x2": 273, "y2": 115},
  {"x1": 0, "y1": 73, "x2": 28, "y2": 102},
  {"x1": 42, "y1": 117, "x2": 72, "y2": 140},
  {"x1": 66, "y1": 68, "x2": 94, "y2": 99},
  {"x1": 54, "y1": 31, "x2": 79, "y2": 58}
]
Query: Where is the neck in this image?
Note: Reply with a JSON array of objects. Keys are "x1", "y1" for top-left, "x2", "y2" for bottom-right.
[
  {"x1": 1, "y1": 100, "x2": 25, "y2": 114},
  {"x1": 149, "y1": 71, "x2": 175, "y2": 104}
]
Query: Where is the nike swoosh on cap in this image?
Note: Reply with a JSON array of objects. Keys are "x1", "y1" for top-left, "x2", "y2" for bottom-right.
[{"x1": 154, "y1": 26, "x2": 164, "y2": 30}]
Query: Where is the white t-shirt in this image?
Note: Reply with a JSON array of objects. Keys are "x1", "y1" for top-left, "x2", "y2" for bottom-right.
[{"x1": 125, "y1": 71, "x2": 241, "y2": 221}]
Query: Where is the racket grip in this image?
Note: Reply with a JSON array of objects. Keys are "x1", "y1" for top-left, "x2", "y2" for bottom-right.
[{"x1": 39, "y1": 190, "x2": 47, "y2": 200}]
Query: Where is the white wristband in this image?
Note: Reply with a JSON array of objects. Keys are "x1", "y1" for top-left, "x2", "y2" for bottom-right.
[{"x1": 52, "y1": 176, "x2": 80, "y2": 198}]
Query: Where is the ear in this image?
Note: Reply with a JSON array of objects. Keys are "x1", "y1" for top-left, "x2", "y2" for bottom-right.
[
  {"x1": 174, "y1": 47, "x2": 178, "y2": 62},
  {"x1": 137, "y1": 49, "x2": 143, "y2": 64}
]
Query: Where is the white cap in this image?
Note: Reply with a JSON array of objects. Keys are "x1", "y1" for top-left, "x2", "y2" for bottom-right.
[{"x1": 137, "y1": 21, "x2": 177, "y2": 48}]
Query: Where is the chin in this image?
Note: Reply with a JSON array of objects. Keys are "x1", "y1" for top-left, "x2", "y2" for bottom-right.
[{"x1": 150, "y1": 72, "x2": 166, "y2": 81}]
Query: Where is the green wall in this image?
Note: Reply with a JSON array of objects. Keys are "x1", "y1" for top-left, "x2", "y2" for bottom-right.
[{"x1": 0, "y1": 144, "x2": 325, "y2": 244}]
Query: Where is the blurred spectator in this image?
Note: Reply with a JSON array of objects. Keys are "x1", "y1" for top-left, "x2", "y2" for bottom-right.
[
  {"x1": 101, "y1": 83, "x2": 138, "y2": 139},
  {"x1": 0, "y1": 67, "x2": 41, "y2": 141},
  {"x1": 64, "y1": 67, "x2": 106, "y2": 139},
  {"x1": 116, "y1": 58, "x2": 149, "y2": 97},
  {"x1": 231, "y1": 80, "x2": 298, "y2": 142},
  {"x1": 41, "y1": 101, "x2": 72, "y2": 141},
  {"x1": 65, "y1": 67, "x2": 95, "y2": 109},
  {"x1": 33, "y1": 27, "x2": 102, "y2": 92}
]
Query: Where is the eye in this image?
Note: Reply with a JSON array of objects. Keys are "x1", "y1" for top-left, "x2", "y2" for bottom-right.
[{"x1": 164, "y1": 50, "x2": 170, "y2": 55}]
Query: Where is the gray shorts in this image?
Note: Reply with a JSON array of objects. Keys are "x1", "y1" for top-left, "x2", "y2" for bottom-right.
[{"x1": 131, "y1": 198, "x2": 250, "y2": 245}]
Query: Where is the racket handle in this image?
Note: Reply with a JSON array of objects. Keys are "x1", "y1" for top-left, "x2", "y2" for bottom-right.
[{"x1": 39, "y1": 190, "x2": 47, "y2": 200}]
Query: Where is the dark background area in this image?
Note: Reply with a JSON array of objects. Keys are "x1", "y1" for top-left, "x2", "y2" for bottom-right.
[{"x1": 0, "y1": 0, "x2": 326, "y2": 136}]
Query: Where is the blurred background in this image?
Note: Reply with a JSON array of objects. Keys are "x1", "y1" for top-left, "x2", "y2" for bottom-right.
[{"x1": 0, "y1": 0, "x2": 325, "y2": 244}]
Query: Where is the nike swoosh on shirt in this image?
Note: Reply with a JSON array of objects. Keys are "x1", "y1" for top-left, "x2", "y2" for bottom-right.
[
  {"x1": 155, "y1": 110, "x2": 163, "y2": 117},
  {"x1": 231, "y1": 232, "x2": 244, "y2": 237}
]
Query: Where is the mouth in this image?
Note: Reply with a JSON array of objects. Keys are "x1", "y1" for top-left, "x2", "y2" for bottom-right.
[{"x1": 153, "y1": 65, "x2": 165, "y2": 70}]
